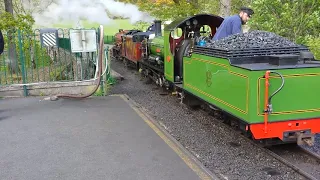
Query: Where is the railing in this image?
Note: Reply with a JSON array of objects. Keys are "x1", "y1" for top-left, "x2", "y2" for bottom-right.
[{"x1": 0, "y1": 29, "x2": 98, "y2": 86}]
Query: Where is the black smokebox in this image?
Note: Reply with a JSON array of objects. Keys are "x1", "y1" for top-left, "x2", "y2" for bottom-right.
[{"x1": 154, "y1": 20, "x2": 162, "y2": 37}]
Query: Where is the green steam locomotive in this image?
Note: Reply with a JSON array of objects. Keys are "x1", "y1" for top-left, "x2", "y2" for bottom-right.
[{"x1": 111, "y1": 14, "x2": 320, "y2": 147}]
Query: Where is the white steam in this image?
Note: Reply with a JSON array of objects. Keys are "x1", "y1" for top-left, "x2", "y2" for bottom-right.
[{"x1": 30, "y1": 0, "x2": 155, "y2": 27}]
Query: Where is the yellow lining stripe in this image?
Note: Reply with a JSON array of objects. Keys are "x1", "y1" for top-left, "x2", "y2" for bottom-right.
[
  {"x1": 183, "y1": 57, "x2": 249, "y2": 115},
  {"x1": 185, "y1": 83, "x2": 247, "y2": 114},
  {"x1": 165, "y1": 73, "x2": 173, "y2": 79},
  {"x1": 113, "y1": 94, "x2": 217, "y2": 180},
  {"x1": 257, "y1": 73, "x2": 320, "y2": 115}
]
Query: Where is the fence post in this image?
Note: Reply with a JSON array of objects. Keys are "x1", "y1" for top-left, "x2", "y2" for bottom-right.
[
  {"x1": 99, "y1": 49, "x2": 104, "y2": 96},
  {"x1": 105, "y1": 46, "x2": 110, "y2": 82},
  {"x1": 98, "y1": 28, "x2": 104, "y2": 96},
  {"x1": 18, "y1": 30, "x2": 28, "y2": 97},
  {"x1": 100, "y1": 75, "x2": 104, "y2": 96}
]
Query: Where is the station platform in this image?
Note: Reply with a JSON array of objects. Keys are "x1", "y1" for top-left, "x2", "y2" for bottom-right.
[{"x1": 0, "y1": 94, "x2": 218, "y2": 180}]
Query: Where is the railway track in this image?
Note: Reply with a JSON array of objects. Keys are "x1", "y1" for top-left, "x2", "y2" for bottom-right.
[
  {"x1": 197, "y1": 106, "x2": 320, "y2": 180},
  {"x1": 299, "y1": 146, "x2": 320, "y2": 162},
  {"x1": 267, "y1": 145, "x2": 320, "y2": 180}
]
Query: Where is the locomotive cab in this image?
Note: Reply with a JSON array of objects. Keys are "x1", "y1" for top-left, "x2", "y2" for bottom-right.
[{"x1": 163, "y1": 14, "x2": 224, "y2": 83}]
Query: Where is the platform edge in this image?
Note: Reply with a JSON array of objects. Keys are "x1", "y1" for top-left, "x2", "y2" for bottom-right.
[{"x1": 110, "y1": 93, "x2": 222, "y2": 180}]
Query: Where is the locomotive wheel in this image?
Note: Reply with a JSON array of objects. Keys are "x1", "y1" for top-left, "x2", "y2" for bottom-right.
[{"x1": 175, "y1": 39, "x2": 191, "y2": 81}]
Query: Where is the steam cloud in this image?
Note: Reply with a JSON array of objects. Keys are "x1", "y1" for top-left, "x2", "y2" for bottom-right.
[{"x1": 30, "y1": 0, "x2": 155, "y2": 27}]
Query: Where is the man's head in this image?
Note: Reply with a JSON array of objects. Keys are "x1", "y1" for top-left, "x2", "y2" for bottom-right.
[{"x1": 239, "y1": 7, "x2": 254, "y2": 25}]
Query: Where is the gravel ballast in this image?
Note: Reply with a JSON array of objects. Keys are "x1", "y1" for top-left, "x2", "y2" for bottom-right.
[
  {"x1": 108, "y1": 58, "x2": 309, "y2": 180},
  {"x1": 303, "y1": 135, "x2": 320, "y2": 155}
]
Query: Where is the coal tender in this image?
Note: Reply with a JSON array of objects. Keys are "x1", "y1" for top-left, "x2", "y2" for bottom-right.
[
  {"x1": 191, "y1": 29, "x2": 320, "y2": 146},
  {"x1": 113, "y1": 14, "x2": 320, "y2": 147}
]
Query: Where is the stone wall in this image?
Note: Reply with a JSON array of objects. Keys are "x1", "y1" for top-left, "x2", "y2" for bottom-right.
[{"x1": 0, "y1": 80, "x2": 98, "y2": 97}]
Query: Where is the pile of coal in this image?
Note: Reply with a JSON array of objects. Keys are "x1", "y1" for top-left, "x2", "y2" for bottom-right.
[{"x1": 205, "y1": 30, "x2": 300, "y2": 50}]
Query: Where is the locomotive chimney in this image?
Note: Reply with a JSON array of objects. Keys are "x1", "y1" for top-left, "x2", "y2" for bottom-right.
[{"x1": 154, "y1": 20, "x2": 162, "y2": 37}]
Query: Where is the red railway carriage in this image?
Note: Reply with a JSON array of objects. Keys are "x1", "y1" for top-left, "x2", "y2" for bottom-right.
[
  {"x1": 112, "y1": 29, "x2": 142, "y2": 60},
  {"x1": 119, "y1": 31, "x2": 137, "y2": 61},
  {"x1": 112, "y1": 29, "x2": 129, "y2": 59},
  {"x1": 115, "y1": 29, "x2": 127, "y2": 45},
  {"x1": 120, "y1": 31, "x2": 155, "y2": 64},
  {"x1": 122, "y1": 35, "x2": 142, "y2": 62},
  {"x1": 125, "y1": 36, "x2": 141, "y2": 62},
  {"x1": 111, "y1": 22, "x2": 157, "y2": 67}
]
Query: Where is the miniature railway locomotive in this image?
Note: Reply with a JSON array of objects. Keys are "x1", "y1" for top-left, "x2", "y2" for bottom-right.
[{"x1": 110, "y1": 14, "x2": 320, "y2": 147}]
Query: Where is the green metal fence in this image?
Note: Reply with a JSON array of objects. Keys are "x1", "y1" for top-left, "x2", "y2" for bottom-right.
[
  {"x1": 0, "y1": 28, "x2": 99, "y2": 86},
  {"x1": 104, "y1": 35, "x2": 115, "y2": 44}
]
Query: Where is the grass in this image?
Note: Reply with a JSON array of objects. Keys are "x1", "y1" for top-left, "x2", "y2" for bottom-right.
[
  {"x1": 93, "y1": 76, "x2": 117, "y2": 96},
  {"x1": 33, "y1": 19, "x2": 149, "y2": 36}
]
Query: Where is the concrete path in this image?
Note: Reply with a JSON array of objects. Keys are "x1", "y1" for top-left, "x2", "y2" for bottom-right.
[{"x1": 0, "y1": 95, "x2": 217, "y2": 180}]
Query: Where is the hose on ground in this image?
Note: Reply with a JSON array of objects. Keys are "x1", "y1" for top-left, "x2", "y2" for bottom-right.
[{"x1": 50, "y1": 25, "x2": 104, "y2": 100}]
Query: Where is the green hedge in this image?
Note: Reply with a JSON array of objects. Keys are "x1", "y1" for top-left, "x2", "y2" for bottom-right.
[{"x1": 104, "y1": 35, "x2": 115, "y2": 44}]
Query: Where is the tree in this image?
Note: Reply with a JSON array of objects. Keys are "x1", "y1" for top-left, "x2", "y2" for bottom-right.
[
  {"x1": 14, "y1": 0, "x2": 55, "y2": 15},
  {"x1": 220, "y1": 0, "x2": 231, "y2": 17},
  {"x1": 1, "y1": 0, "x2": 35, "y2": 74},
  {"x1": 4, "y1": 0, "x2": 18, "y2": 74},
  {"x1": 116, "y1": 0, "x2": 218, "y2": 21},
  {"x1": 136, "y1": 0, "x2": 199, "y2": 21},
  {"x1": 249, "y1": 0, "x2": 320, "y2": 43},
  {"x1": 248, "y1": 0, "x2": 320, "y2": 58},
  {"x1": 118, "y1": 0, "x2": 252, "y2": 21}
]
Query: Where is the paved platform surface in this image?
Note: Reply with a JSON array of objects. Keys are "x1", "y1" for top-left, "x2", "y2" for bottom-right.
[{"x1": 0, "y1": 95, "x2": 216, "y2": 180}]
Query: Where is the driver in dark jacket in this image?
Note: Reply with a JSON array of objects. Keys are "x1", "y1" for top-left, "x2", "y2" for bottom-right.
[
  {"x1": 212, "y1": 7, "x2": 254, "y2": 41},
  {"x1": 0, "y1": 30, "x2": 4, "y2": 55}
]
